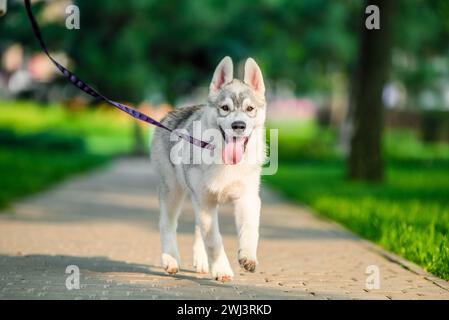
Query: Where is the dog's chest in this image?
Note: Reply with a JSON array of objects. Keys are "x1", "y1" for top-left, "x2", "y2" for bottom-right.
[{"x1": 204, "y1": 165, "x2": 248, "y2": 203}]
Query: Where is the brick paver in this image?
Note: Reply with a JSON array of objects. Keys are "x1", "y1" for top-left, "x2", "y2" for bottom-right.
[{"x1": 0, "y1": 158, "x2": 448, "y2": 299}]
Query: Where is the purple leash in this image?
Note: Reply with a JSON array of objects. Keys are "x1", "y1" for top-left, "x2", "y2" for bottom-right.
[{"x1": 23, "y1": 0, "x2": 214, "y2": 150}]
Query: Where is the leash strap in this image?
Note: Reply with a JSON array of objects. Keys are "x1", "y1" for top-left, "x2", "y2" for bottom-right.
[{"x1": 23, "y1": 0, "x2": 213, "y2": 150}]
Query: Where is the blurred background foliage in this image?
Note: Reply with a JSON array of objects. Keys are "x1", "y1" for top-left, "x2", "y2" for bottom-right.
[
  {"x1": 1, "y1": 0, "x2": 447, "y2": 104},
  {"x1": 1, "y1": 0, "x2": 449, "y2": 279},
  {"x1": 2, "y1": 0, "x2": 361, "y2": 102}
]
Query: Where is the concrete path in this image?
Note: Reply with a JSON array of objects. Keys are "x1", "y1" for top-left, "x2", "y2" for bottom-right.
[{"x1": 0, "y1": 158, "x2": 448, "y2": 300}]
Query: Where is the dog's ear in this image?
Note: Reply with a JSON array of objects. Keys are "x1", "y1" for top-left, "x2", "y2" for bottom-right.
[
  {"x1": 210, "y1": 56, "x2": 233, "y2": 93},
  {"x1": 244, "y1": 58, "x2": 265, "y2": 95}
]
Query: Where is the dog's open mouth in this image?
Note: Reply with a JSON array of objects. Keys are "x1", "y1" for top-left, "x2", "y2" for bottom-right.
[{"x1": 219, "y1": 126, "x2": 249, "y2": 165}]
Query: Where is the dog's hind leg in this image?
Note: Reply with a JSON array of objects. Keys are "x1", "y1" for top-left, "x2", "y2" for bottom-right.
[
  {"x1": 159, "y1": 181, "x2": 185, "y2": 274},
  {"x1": 193, "y1": 220, "x2": 209, "y2": 274},
  {"x1": 192, "y1": 197, "x2": 233, "y2": 281}
]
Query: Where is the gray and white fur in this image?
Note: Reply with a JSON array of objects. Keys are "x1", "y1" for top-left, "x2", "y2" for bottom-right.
[{"x1": 151, "y1": 57, "x2": 267, "y2": 281}]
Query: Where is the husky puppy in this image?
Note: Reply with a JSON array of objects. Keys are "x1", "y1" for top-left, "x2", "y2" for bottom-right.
[{"x1": 151, "y1": 57, "x2": 266, "y2": 281}]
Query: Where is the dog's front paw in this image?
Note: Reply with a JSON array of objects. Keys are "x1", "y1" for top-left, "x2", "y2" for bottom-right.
[
  {"x1": 239, "y1": 257, "x2": 257, "y2": 272},
  {"x1": 212, "y1": 268, "x2": 234, "y2": 282},
  {"x1": 238, "y1": 250, "x2": 258, "y2": 272},
  {"x1": 214, "y1": 272, "x2": 233, "y2": 282},
  {"x1": 211, "y1": 256, "x2": 234, "y2": 282},
  {"x1": 161, "y1": 253, "x2": 179, "y2": 275}
]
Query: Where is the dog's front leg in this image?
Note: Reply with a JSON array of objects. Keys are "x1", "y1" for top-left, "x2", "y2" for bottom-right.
[
  {"x1": 192, "y1": 198, "x2": 234, "y2": 281},
  {"x1": 234, "y1": 193, "x2": 261, "y2": 272}
]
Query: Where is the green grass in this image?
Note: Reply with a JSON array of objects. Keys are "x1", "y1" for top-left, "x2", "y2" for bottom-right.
[
  {"x1": 0, "y1": 100, "x2": 148, "y2": 155},
  {"x1": 265, "y1": 123, "x2": 449, "y2": 280},
  {"x1": 0, "y1": 147, "x2": 107, "y2": 208},
  {"x1": 0, "y1": 100, "x2": 148, "y2": 209},
  {"x1": 267, "y1": 120, "x2": 338, "y2": 161}
]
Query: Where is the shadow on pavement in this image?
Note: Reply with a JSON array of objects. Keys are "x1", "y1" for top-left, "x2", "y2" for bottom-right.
[{"x1": 0, "y1": 254, "x2": 341, "y2": 299}]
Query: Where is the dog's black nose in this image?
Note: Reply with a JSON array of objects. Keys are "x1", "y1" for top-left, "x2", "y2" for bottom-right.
[{"x1": 231, "y1": 121, "x2": 246, "y2": 131}]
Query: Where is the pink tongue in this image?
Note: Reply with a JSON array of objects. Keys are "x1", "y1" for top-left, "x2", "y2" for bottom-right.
[{"x1": 222, "y1": 137, "x2": 245, "y2": 165}]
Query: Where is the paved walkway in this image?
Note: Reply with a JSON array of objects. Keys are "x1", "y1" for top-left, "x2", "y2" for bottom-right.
[{"x1": 0, "y1": 158, "x2": 448, "y2": 300}]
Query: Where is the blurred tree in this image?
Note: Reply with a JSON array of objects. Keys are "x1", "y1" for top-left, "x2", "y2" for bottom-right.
[{"x1": 348, "y1": 0, "x2": 395, "y2": 182}]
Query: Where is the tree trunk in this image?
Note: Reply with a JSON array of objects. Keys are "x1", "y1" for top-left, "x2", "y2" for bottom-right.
[{"x1": 348, "y1": 0, "x2": 395, "y2": 182}]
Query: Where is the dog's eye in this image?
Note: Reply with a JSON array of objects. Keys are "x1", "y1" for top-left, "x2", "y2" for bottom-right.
[
  {"x1": 221, "y1": 105, "x2": 230, "y2": 112},
  {"x1": 246, "y1": 106, "x2": 254, "y2": 112}
]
